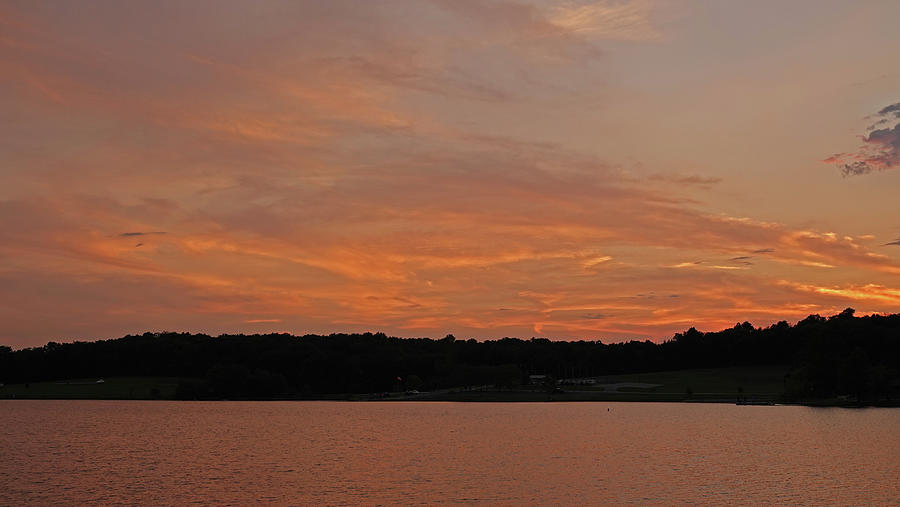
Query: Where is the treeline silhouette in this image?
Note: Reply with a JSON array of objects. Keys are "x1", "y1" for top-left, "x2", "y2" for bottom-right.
[{"x1": 0, "y1": 308, "x2": 897, "y2": 402}]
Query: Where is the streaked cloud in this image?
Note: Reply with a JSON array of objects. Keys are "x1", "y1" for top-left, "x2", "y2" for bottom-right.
[
  {"x1": 548, "y1": 0, "x2": 661, "y2": 40},
  {"x1": 647, "y1": 173, "x2": 722, "y2": 186},
  {"x1": 781, "y1": 281, "x2": 900, "y2": 305}
]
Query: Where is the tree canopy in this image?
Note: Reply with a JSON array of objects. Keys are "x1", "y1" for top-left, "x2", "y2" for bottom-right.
[{"x1": 1, "y1": 309, "x2": 897, "y2": 401}]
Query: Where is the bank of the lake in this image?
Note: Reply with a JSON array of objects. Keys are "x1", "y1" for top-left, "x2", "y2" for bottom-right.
[{"x1": 3, "y1": 365, "x2": 897, "y2": 406}]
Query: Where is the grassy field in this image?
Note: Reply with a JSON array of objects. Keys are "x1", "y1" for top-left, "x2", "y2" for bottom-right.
[
  {"x1": 422, "y1": 365, "x2": 791, "y2": 403},
  {"x1": 0, "y1": 365, "x2": 792, "y2": 402},
  {"x1": 0, "y1": 377, "x2": 186, "y2": 400},
  {"x1": 586, "y1": 364, "x2": 790, "y2": 398},
  {"x1": 415, "y1": 390, "x2": 689, "y2": 402}
]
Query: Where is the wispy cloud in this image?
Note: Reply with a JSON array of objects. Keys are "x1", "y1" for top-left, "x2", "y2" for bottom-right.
[
  {"x1": 781, "y1": 281, "x2": 900, "y2": 305},
  {"x1": 2, "y1": 2, "x2": 899, "y2": 347},
  {"x1": 647, "y1": 173, "x2": 722, "y2": 186},
  {"x1": 548, "y1": 0, "x2": 661, "y2": 41}
]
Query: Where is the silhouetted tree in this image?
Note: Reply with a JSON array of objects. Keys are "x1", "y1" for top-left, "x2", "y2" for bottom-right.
[{"x1": 0, "y1": 308, "x2": 897, "y2": 402}]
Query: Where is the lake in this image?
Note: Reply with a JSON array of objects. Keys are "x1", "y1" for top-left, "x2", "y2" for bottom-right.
[{"x1": 1, "y1": 401, "x2": 897, "y2": 505}]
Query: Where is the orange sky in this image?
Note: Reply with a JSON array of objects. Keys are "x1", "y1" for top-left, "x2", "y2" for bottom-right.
[{"x1": 2, "y1": 0, "x2": 900, "y2": 348}]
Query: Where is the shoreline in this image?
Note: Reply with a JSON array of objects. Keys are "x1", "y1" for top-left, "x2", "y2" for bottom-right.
[
  {"x1": 3, "y1": 366, "x2": 897, "y2": 407},
  {"x1": 2, "y1": 391, "x2": 896, "y2": 407}
]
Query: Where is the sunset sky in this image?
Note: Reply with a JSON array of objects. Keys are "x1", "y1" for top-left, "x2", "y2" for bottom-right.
[{"x1": 2, "y1": 0, "x2": 899, "y2": 348}]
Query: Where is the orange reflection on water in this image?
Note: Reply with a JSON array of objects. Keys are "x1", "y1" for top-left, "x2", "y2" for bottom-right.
[{"x1": 2, "y1": 401, "x2": 898, "y2": 505}]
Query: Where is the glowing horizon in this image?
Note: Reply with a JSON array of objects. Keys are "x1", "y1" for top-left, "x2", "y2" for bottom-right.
[{"x1": 1, "y1": 1, "x2": 899, "y2": 348}]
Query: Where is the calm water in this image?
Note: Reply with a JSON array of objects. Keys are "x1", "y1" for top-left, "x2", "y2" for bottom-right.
[{"x1": 1, "y1": 401, "x2": 897, "y2": 505}]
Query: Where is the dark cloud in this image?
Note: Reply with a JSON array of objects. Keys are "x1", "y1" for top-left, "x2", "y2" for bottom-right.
[
  {"x1": 877, "y1": 103, "x2": 900, "y2": 118},
  {"x1": 582, "y1": 313, "x2": 610, "y2": 320},
  {"x1": 840, "y1": 161, "x2": 875, "y2": 176},
  {"x1": 729, "y1": 255, "x2": 753, "y2": 265},
  {"x1": 119, "y1": 231, "x2": 166, "y2": 237},
  {"x1": 631, "y1": 293, "x2": 679, "y2": 301},
  {"x1": 365, "y1": 295, "x2": 422, "y2": 309},
  {"x1": 884, "y1": 239, "x2": 900, "y2": 247},
  {"x1": 827, "y1": 102, "x2": 900, "y2": 176},
  {"x1": 867, "y1": 118, "x2": 891, "y2": 130},
  {"x1": 752, "y1": 248, "x2": 774, "y2": 254}
]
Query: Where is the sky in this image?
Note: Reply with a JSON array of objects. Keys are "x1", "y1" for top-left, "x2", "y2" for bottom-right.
[{"x1": 2, "y1": 0, "x2": 900, "y2": 348}]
